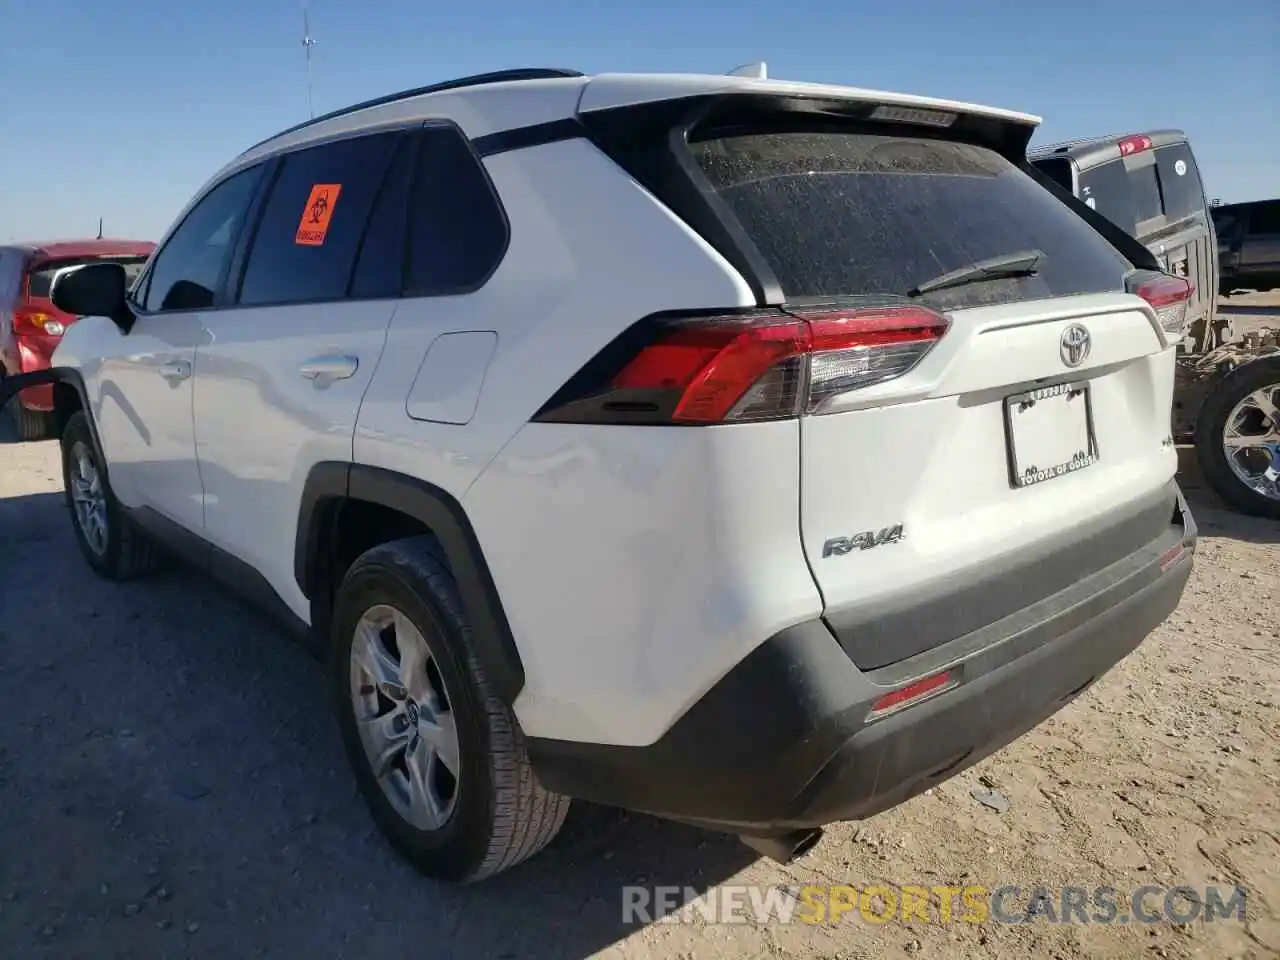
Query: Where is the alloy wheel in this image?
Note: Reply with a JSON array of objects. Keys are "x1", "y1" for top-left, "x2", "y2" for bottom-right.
[{"x1": 349, "y1": 604, "x2": 461, "y2": 830}]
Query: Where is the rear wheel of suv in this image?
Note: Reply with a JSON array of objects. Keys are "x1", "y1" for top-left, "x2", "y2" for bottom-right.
[
  {"x1": 332, "y1": 537, "x2": 570, "y2": 882},
  {"x1": 1194, "y1": 356, "x2": 1280, "y2": 519},
  {"x1": 59, "y1": 410, "x2": 162, "y2": 578}
]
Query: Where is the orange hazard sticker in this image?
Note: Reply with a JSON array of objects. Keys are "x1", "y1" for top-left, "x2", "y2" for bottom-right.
[{"x1": 295, "y1": 183, "x2": 342, "y2": 246}]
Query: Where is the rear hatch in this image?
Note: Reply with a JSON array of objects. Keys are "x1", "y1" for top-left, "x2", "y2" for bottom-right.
[{"x1": 580, "y1": 86, "x2": 1185, "y2": 670}]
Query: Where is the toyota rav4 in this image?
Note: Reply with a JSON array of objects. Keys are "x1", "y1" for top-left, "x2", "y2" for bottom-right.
[{"x1": 0, "y1": 67, "x2": 1196, "y2": 883}]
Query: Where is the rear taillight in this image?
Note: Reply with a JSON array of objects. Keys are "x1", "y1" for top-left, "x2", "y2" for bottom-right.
[
  {"x1": 1128, "y1": 272, "x2": 1193, "y2": 343},
  {"x1": 534, "y1": 304, "x2": 949, "y2": 425},
  {"x1": 13, "y1": 309, "x2": 64, "y2": 336}
]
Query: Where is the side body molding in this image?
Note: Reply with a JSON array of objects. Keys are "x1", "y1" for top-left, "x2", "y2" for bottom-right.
[{"x1": 295, "y1": 462, "x2": 526, "y2": 704}]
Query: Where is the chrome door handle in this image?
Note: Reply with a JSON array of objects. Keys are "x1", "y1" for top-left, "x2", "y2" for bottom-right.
[
  {"x1": 158, "y1": 359, "x2": 192, "y2": 384},
  {"x1": 299, "y1": 354, "x2": 358, "y2": 386}
]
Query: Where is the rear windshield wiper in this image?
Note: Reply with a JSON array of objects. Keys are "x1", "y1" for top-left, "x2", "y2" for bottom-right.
[{"x1": 908, "y1": 249, "x2": 1045, "y2": 297}]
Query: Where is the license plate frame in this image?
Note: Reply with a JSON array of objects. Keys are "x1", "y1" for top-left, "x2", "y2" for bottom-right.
[{"x1": 1003, "y1": 381, "x2": 1098, "y2": 489}]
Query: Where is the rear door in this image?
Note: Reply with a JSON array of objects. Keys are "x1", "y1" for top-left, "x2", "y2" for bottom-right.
[
  {"x1": 192, "y1": 128, "x2": 409, "y2": 620},
  {"x1": 688, "y1": 126, "x2": 1177, "y2": 668}
]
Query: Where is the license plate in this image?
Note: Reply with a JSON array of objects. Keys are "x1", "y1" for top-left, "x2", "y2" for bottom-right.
[{"x1": 1004, "y1": 382, "x2": 1097, "y2": 488}]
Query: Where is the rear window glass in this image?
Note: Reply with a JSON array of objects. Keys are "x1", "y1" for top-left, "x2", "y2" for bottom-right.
[
  {"x1": 1155, "y1": 144, "x2": 1206, "y2": 221},
  {"x1": 1128, "y1": 164, "x2": 1163, "y2": 224},
  {"x1": 1078, "y1": 160, "x2": 1137, "y2": 235},
  {"x1": 27, "y1": 256, "x2": 148, "y2": 299},
  {"x1": 690, "y1": 131, "x2": 1131, "y2": 307}
]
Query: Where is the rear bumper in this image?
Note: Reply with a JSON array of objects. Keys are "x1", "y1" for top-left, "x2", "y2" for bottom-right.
[{"x1": 527, "y1": 482, "x2": 1195, "y2": 835}]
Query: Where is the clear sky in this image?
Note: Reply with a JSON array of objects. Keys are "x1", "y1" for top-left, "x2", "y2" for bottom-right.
[{"x1": 2, "y1": 0, "x2": 1276, "y2": 242}]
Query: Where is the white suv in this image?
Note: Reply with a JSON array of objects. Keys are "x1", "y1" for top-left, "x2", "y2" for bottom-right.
[{"x1": 2, "y1": 67, "x2": 1197, "y2": 882}]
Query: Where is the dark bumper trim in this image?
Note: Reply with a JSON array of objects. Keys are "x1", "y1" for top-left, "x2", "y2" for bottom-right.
[
  {"x1": 527, "y1": 486, "x2": 1195, "y2": 834},
  {"x1": 825, "y1": 481, "x2": 1179, "y2": 670}
]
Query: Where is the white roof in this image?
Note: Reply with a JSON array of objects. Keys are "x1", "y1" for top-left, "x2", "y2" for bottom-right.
[
  {"x1": 210, "y1": 69, "x2": 1039, "y2": 204},
  {"x1": 577, "y1": 72, "x2": 1041, "y2": 128}
]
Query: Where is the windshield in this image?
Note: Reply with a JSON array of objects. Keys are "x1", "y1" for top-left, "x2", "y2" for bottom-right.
[{"x1": 26, "y1": 256, "x2": 149, "y2": 300}]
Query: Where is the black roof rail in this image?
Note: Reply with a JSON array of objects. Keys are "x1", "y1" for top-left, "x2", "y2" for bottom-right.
[{"x1": 240, "y1": 67, "x2": 584, "y2": 155}]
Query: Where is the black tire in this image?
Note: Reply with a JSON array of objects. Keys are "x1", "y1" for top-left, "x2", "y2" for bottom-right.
[
  {"x1": 331, "y1": 537, "x2": 569, "y2": 883},
  {"x1": 13, "y1": 402, "x2": 52, "y2": 441},
  {"x1": 59, "y1": 410, "x2": 162, "y2": 578},
  {"x1": 1193, "y1": 356, "x2": 1280, "y2": 519}
]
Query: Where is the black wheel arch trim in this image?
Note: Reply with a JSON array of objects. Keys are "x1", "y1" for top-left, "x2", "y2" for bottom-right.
[
  {"x1": 295, "y1": 462, "x2": 526, "y2": 704},
  {"x1": 1, "y1": 366, "x2": 106, "y2": 460}
]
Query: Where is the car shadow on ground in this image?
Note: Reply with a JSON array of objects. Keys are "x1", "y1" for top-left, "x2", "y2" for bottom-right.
[
  {"x1": 0, "y1": 488, "x2": 755, "y2": 960},
  {"x1": 6, "y1": 433, "x2": 1278, "y2": 957}
]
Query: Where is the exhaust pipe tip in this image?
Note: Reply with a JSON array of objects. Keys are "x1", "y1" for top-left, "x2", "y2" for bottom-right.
[{"x1": 739, "y1": 828, "x2": 824, "y2": 864}]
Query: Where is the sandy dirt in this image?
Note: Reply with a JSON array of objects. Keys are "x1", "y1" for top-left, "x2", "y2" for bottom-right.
[{"x1": 1, "y1": 394, "x2": 1277, "y2": 958}]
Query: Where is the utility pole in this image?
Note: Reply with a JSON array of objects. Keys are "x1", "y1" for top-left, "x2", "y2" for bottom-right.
[
  {"x1": 96, "y1": 217, "x2": 103, "y2": 240},
  {"x1": 302, "y1": 4, "x2": 317, "y2": 119}
]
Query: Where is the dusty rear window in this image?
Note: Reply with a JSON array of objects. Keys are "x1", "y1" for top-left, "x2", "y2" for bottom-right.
[{"x1": 690, "y1": 131, "x2": 1132, "y2": 308}]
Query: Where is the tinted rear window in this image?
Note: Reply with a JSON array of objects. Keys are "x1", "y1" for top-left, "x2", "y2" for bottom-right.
[
  {"x1": 690, "y1": 131, "x2": 1131, "y2": 307},
  {"x1": 1128, "y1": 164, "x2": 1162, "y2": 224},
  {"x1": 1078, "y1": 159, "x2": 1137, "y2": 235},
  {"x1": 1155, "y1": 143, "x2": 1206, "y2": 221},
  {"x1": 1078, "y1": 143, "x2": 1207, "y2": 238},
  {"x1": 27, "y1": 256, "x2": 148, "y2": 299}
]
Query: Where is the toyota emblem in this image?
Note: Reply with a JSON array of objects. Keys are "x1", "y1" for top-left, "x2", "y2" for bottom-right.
[{"x1": 1060, "y1": 324, "x2": 1091, "y2": 367}]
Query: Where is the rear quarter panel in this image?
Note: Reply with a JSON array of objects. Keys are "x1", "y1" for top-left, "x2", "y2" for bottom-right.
[{"x1": 354, "y1": 137, "x2": 825, "y2": 746}]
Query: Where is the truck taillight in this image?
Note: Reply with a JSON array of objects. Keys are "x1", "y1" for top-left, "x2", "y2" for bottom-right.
[
  {"x1": 1129, "y1": 272, "x2": 1193, "y2": 342},
  {"x1": 533, "y1": 304, "x2": 949, "y2": 425},
  {"x1": 1118, "y1": 134, "x2": 1153, "y2": 156}
]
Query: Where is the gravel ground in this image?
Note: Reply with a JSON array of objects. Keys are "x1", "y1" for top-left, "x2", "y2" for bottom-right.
[{"x1": 1, "y1": 397, "x2": 1278, "y2": 959}]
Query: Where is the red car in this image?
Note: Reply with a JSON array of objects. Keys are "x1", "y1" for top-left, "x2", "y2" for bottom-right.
[{"x1": 1, "y1": 239, "x2": 154, "y2": 439}]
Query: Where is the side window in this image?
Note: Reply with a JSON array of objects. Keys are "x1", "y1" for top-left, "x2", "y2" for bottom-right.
[
  {"x1": 237, "y1": 131, "x2": 400, "y2": 306},
  {"x1": 1251, "y1": 201, "x2": 1280, "y2": 236},
  {"x1": 406, "y1": 125, "x2": 508, "y2": 296},
  {"x1": 1078, "y1": 159, "x2": 1137, "y2": 237},
  {"x1": 348, "y1": 136, "x2": 415, "y2": 300},
  {"x1": 144, "y1": 165, "x2": 263, "y2": 313},
  {"x1": 1155, "y1": 144, "x2": 1206, "y2": 221}
]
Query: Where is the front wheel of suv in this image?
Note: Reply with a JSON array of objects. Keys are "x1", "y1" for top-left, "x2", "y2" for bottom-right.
[
  {"x1": 332, "y1": 537, "x2": 570, "y2": 883},
  {"x1": 60, "y1": 410, "x2": 162, "y2": 578}
]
